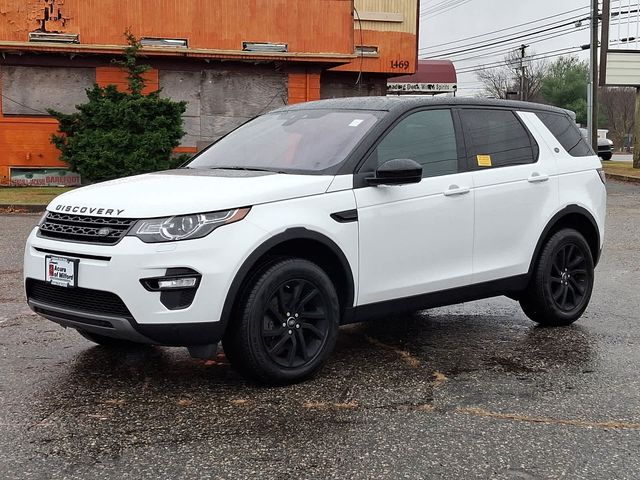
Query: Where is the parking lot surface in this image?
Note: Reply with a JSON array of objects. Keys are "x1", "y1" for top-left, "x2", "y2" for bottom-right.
[{"x1": 1, "y1": 181, "x2": 639, "y2": 479}]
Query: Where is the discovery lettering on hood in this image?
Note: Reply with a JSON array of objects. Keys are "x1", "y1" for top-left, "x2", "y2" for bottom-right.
[{"x1": 54, "y1": 205, "x2": 125, "y2": 216}]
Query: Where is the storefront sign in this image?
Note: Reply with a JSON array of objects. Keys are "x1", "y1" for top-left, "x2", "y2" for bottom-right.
[
  {"x1": 10, "y1": 168, "x2": 81, "y2": 187},
  {"x1": 387, "y1": 82, "x2": 457, "y2": 94}
]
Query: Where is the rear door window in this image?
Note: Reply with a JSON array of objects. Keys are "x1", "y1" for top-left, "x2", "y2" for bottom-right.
[
  {"x1": 459, "y1": 109, "x2": 538, "y2": 169},
  {"x1": 535, "y1": 112, "x2": 594, "y2": 157}
]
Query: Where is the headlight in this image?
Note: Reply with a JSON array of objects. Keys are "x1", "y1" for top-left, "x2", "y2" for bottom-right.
[{"x1": 129, "y1": 208, "x2": 250, "y2": 243}]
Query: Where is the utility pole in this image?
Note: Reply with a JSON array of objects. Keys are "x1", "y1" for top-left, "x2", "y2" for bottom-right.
[
  {"x1": 588, "y1": 0, "x2": 599, "y2": 150},
  {"x1": 634, "y1": 89, "x2": 640, "y2": 168},
  {"x1": 519, "y1": 44, "x2": 528, "y2": 101}
]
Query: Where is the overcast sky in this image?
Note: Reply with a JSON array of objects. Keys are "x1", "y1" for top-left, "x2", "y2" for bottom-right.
[{"x1": 418, "y1": 0, "x2": 594, "y2": 96}]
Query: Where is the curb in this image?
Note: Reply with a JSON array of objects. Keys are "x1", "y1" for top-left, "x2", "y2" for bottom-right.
[
  {"x1": 0, "y1": 204, "x2": 47, "y2": 214},
  {"x1": 605, "y1": 173, "x2": 640, "y2": 185}
]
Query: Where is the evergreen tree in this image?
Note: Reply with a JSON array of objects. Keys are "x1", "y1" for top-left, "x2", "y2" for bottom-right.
[
  {"x1": 540, "y1": 57, "x2": 589, "y2": 125},
  {"x1": 49, "y1": 31, "x2": 187, "y2": 182}
]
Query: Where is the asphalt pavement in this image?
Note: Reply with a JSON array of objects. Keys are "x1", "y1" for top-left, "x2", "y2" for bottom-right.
[{"x1": 1, "y1": 181, "x2": 639, "y2": 479}]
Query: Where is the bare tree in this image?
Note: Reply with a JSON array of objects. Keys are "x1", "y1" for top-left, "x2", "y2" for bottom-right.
[
  {"x1": 476, "y1": 67, "x2": 512, "y2": 99},
  {"x1": 599, "y1": 87, "x2": 635, "y2": 151},
  {"x1": 476, "y1": 50, "x2": 548, "y2": 101}
]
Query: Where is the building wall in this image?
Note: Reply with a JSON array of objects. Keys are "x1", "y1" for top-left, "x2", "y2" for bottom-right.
[
  {"x1": 288, "y1": 70, "x2": 322, "y2": 105},
  {"x1": 320, "y1": 72, "x2": 388, "y2": 98},
  {"x1": 332, "y1": 0, "x2": 419, "y2": 75},
  {"x1": 0, "y1": 0, "x2": 417, "y2": 184},
  {"x1": 0, "y1": 60, "x2": 385, "y2": 184},
  {"x1": 160, "y1": 65, "x2": 289, "y2": 150},
  {"x1": 1, "y1": 65, "x2": 94, "y2": 115},
  {"x1": 0, "y1": 61, "x2": 296, "y2": 183},
  {"x1": 0, "y1": 0, "x2": 354, "y2": 55}
]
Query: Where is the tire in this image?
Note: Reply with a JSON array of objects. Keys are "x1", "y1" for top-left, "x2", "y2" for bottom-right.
[
  {"x1": 77, "y1": 329, "x2": 141, "y2": 348},
  {"x1": 520, "y1": 228, "x2": 594, "y2": 326},
  {"x1": 600, "y1": 153, "x2": 612, "y2": 161},
  {"x1": 223, "y1": 258, "x2": 340, "y2": 385}
]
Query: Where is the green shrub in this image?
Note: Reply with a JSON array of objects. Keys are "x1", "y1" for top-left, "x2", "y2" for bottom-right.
[{"x1": 49, "y1": 32, "x2": 187, "y2": 183}]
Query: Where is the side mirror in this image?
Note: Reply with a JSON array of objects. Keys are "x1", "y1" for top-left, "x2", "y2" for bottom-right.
[{"x1": 366, "y1": 159, "x2": 423, "y2": 186}]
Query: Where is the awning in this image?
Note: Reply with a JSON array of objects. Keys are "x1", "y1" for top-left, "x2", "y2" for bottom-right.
[{"x1": 388, "y1": 60, "x2": 457, "y2": 95}]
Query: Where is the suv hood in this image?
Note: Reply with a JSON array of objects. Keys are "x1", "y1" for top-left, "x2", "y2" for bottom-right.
[{"x1": 48, "y1": 169, "x2": 335, "y2": 218}]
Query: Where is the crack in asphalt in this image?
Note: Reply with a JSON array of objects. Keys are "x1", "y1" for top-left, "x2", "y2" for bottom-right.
[
  {"x1": 364, "y1": 335, "x2": 422, "y2": 369},
  {"x1": 451, "y1": 407, "x2": 640, "y2": 431},
  {"x1": 0, "y1": 270, "x2": 21, "y2": 276}
]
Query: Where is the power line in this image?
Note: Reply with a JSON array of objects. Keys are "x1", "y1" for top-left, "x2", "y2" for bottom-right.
[
  {"x1": 420, "y1": 0, "x2": 453, "y2": 15},
  {"x1": 421, "y1": 14, "x2": 592, "y2": 58},
  {"x1": 421, "y1": 0, "x2": 470, "y2": 17},
  {"x1": 420, "y1": 9, "x2": 588, "y2": 54},
  {"x1": 446, "y1": 24, "x2": 587, "y2": 61},
  {"x1": 456, "y1": 46, "x2": 582, "y2": 75},
  {"x1": 423, "y1": 0, "x2": 474, "y2": 20},
  {"x1": 457, "y1": 45, "x2": 582, "y2": 73},
  {"x1": 450, "y1": 25, "x2": 589, "y2": 65},
  {"x1": 457, "y1": 47, "x2": 580, "y2": 74},
  {"x1": 420, "y1": 6, "x2": 588, "y2": 52}
]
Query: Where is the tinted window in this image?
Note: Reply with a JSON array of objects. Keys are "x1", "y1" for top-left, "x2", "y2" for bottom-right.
[
  {"x1": 372, "y1": 109, "x2": 458, "y2": 178},
  {"x1": 188, "y1": 109, "x2": 381, "y2": 174},
  {"x1": 536, "y1": 112, "x2": 594, "y2": 157},
  {"x1": 460, "y1": 109, "x2": 537, "y2": 169}
]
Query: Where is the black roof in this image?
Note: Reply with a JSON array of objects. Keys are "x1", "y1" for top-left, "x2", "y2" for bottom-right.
[{"x1": 273, "y1": 96, "x2": 569, "y2": 116}]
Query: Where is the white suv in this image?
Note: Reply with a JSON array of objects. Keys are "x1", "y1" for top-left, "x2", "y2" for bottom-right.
[{"x1": 24, "y1": 98, "x2": 606, "y2": 385}]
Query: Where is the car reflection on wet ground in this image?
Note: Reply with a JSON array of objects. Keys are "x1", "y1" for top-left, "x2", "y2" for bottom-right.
[{"x1": 1, "y1": 181, "x2": 639, "y2": 479}]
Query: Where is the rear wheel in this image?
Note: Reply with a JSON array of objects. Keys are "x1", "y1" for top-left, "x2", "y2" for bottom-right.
[
  {"x1": 600, "y1": 153, "x2": 612, "y2": 161},
  {"x1": 520, "y1": 228, "x2": 594, "y2": 326},
  {"x1": 223, "y1": 258, "x2": 339, "y2": 385}
]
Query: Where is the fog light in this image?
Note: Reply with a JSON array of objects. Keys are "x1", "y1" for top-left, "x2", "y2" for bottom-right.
[{"x1": 158, "y1": 277, "x2": 198, "y2": 290}]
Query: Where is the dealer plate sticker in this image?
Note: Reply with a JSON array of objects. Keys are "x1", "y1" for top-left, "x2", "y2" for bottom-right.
[{"x1": 45, "y1": 256, "x2": 78, "y2": 288}]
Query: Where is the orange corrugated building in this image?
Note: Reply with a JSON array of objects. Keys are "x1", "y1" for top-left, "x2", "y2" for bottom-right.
[{"x1": 0, "y1": 0, "x2": 419, "y2": 184}]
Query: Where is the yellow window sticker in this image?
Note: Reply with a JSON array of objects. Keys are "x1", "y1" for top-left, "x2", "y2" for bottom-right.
[{"x1": 477, "y1": 155, "x2": 492, "y2": 167}]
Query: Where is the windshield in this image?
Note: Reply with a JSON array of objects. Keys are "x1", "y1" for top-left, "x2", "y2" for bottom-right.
[{"x1": 187, "y1": 109, "x2": 382, "y2": 174}]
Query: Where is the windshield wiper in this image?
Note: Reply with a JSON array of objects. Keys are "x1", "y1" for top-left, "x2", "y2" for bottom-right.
[{"x1": 213, "y1": 167, "x2": 287, "y2": 174}]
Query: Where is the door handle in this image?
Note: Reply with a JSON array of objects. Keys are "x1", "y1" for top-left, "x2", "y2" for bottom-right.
[
  {"x1": 528, "y1": 172, "x2": 549, "y2": 183},
  {"x1": 443, "y1": 185, "x2": 470, "y2": 196}
]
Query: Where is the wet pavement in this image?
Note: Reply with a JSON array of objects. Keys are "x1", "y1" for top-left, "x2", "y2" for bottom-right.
[{"x1": 1, "y1": 181, "x2": 639, "y2": 479}]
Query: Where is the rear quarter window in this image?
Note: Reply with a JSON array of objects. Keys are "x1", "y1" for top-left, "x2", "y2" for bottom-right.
[{"x1": 535, "y1": 112, "x2": 594, "y2": 157}]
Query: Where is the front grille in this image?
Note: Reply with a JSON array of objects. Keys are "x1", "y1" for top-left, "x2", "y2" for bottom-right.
[
  {"x1": 26, "y1": 279, "x2": 132, "y2": 318},
  {"x1": 39, "y1": 212, "x2": 136, "y2": 245}
]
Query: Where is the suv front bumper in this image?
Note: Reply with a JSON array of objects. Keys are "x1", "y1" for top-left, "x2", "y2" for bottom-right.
[{"x1": 23, "y1": 220, "x2": 268, "y2": 346}]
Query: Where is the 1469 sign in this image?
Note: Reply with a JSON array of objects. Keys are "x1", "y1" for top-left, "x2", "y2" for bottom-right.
[{"x1": 390, "y1": 60, "x2": 411, "y2": 70}]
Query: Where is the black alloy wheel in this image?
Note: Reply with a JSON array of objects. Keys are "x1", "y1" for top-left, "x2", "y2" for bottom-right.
[
  {"x1": 520, "y1": 228, "x2": 595, "y2": 326},
  {"x1": 261, "y1": 279, "x2": 330, "y2": 368},
  {"x1": 548, "y1": 243, "x2": 589, "y2": 312},
  {"x1": 223, "y1": 258, "x2": 340, "y2": 385}
]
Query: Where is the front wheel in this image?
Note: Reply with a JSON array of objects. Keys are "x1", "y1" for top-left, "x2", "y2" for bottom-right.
[
  {"x1": 223, "y1": 258, "x2": 340, "y2": 385},
  {"x1": 520, "y1": 228, "x2": 595, "y2": 326}
]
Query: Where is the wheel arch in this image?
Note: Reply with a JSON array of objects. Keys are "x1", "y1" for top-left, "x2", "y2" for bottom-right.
[
  {"x1": 528, "y1": 205, "x2": 602, "y2": 276},
  {"x1": 220, "y1": 228, "x2": 356, "y2": 329}
]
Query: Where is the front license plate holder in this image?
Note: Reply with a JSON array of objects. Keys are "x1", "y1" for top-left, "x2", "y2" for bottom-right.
[{"x1": 45, "y1": 255, "x2": 79, "y2": 288}]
